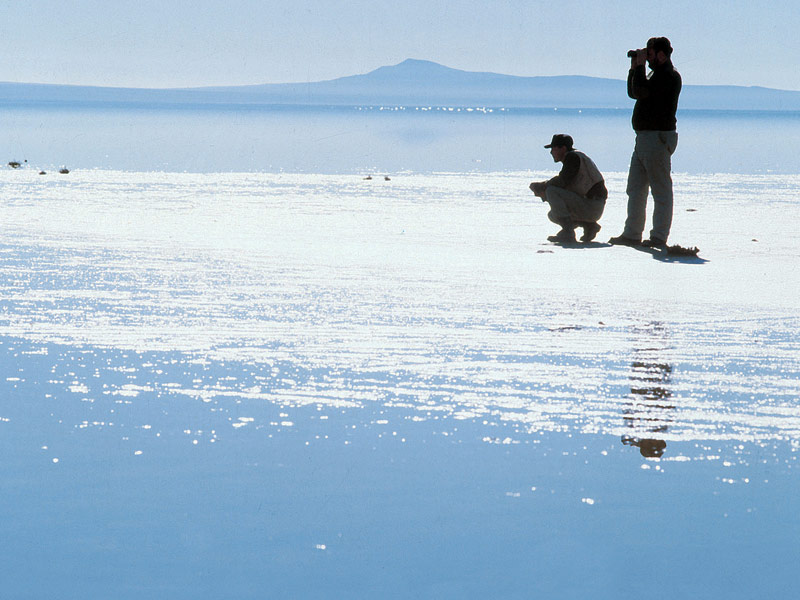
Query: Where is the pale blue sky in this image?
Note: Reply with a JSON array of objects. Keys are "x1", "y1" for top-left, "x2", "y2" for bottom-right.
[{"x1": 2, "y1": 0, "x2": 796, "y2": 90}]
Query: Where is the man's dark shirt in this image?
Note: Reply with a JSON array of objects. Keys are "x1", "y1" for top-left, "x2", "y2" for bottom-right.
[
  {"x1": 628, "y1": 60, "x2": 681, "y2": 131},
  {"x1": 546, "y1": 151, "x2": 608, "y2": 200}
]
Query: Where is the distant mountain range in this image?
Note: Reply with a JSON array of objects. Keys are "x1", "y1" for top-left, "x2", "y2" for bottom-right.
[{"x1": 2, "y1": 58, "x2": 800, "y2": 111}]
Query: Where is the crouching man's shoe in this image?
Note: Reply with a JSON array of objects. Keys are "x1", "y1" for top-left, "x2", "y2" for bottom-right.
[
  {"x1": 547, "y1": 228, "x2": 577, "y2": 243},
  {"x1": 608, "y1": 234, "x2": 642, "y2": 247},
  {"x1": 580, "y1": 222, "x2": 601, "y2": 243}
]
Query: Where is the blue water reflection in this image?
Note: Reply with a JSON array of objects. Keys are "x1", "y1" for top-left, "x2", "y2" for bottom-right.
[{"x1": 2, "y1": 332, "x2": 799, "y2": 598}]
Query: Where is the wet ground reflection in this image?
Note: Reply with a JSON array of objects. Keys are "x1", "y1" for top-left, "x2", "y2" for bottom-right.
[
  {"x1": 2, "y1": 327, "x2": 798, "y2": 462},
  {"x1": 2, "y1": 338, "x2": 799, "y2": 599},
  {"x1": 621, "y1": 323, "x2": 674, "y2": 457}
]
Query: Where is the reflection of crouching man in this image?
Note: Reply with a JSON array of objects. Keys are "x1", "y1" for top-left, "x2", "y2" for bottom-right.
[{"x1": 529, "y1": 134, "x2": 608, "y2": 243}]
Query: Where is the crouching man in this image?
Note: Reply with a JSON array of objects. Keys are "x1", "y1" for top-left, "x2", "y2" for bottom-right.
[{"x1": 529, "y1": 134, "x2": 608, "y2": 243}]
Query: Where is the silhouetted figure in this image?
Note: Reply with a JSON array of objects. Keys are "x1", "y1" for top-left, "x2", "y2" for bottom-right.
[
  {"x1": 529, "y1": 134, "x2": 607, "y2": 243},
  {"x1": 621, "y1": 324, "x2": 675, "y2": 457},
  {"x1": 610, "y1": 37, "x2": 682, "y2": 248}
]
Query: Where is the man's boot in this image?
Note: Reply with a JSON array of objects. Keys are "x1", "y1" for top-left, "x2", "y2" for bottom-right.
[
  {"x1": 580, "y1": 222, "x2": 601, "y2": 242},
  {"x1": 547, "y1": 218, "x2": 577, "y2": 243}
]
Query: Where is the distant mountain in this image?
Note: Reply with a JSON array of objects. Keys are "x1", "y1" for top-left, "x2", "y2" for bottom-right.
[
  {"x1": 2, "y1": 58, "x2": 800, "y2": 111},
  {"x1": 194, "y1": 59, "x2": 627, "y2": 108}
]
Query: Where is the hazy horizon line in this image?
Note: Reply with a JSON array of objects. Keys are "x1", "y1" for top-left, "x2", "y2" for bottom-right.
[{"x1": 2, "y1": 58, "x2": 799, "y2": 94}]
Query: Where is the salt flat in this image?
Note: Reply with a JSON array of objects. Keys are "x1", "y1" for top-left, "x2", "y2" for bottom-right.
[{"x1": 1, "y1": 169, "x2": 798, "y2": 598}]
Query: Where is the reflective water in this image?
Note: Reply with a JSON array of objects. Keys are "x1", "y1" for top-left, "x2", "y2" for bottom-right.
[
  {"x1": 4, "y1": 103, "x2": 800, "y2": 174},
  {"x1": 1, "y1": 165, "x2": 798, "y2": 597}
]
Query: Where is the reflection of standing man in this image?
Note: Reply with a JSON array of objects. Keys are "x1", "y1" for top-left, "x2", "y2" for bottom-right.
[
  {"x1": 610, "y1": 37, "x2": 681, "y2": 248},
  {"x1": 621, "y1": 323, "x2": 675, "y2": 458},
  {"x1": 622, "y1": 360, "x2": 673, "y2": 458}
]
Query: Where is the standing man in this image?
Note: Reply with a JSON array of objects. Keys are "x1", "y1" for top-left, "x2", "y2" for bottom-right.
[
  {"x1": 529, "y1": 134, "x2": 607, "y2": 243},
  {"x1": 610, "y1": 37, "x2": 681, "y2": 248}
]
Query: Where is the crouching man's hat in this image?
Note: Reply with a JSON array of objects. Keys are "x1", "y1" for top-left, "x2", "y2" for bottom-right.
[{"x1": 544, "y1": 134, "x2": 574, "y2": 149}]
